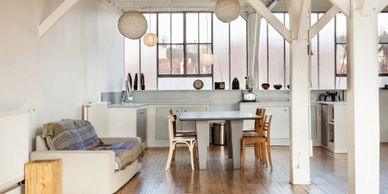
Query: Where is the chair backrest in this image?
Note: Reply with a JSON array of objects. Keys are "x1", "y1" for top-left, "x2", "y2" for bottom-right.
[
  {"x1": 254, "y1": 108, "x2": 266, "y2": 134},
  {"x1": 263, "y1": 114, "x2": 273, "y2": 138},
  {"x1": 168, "y1": 109, "x2": 178, "y2": 137},
  {"x1": 167, "y1": 115, "x2": 176, "y2": 141}
]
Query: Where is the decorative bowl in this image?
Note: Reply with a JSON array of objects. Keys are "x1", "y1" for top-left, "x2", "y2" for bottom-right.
[
  {"x1": 274, "y1": 84, "x2": 283, "y2": 90},
  {"x1": 261, "y1": 83, "x2": 270, "y2": 90}
]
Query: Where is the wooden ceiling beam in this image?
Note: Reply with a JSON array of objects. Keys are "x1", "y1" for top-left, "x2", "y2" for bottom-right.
[
  {"x1": 246, "y1": 0, "x2": 292, "y2": 43},
  {"x1": 38, "y1": 0, "x2": 80, "y2": 38},
  {"x1": 309, "y1": 5, "x2": 340, "y2": 40}
]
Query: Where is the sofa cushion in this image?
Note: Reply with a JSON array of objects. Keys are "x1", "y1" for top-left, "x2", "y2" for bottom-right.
[
  {"x1": 42, "y1": 119, "x2": 102, "y2": 150},
  {"x1": 94, "y1": 140, "x2": 144, "y2": 170}
]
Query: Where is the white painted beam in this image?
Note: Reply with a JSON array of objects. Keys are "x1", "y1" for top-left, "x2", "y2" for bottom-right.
[
  {"x1": 328, "y1": 0, "x2": 350, "y2": 17},
  {"x1": 246, "y1": 0, "x2": 292, "y2": 43},
  {"x1": 38, "y1": 0, "x2": 80, "y2": 38},
  {"x1": 288, "y1": 0, "x2": 311, "y2": 185},
  {"x1": 309, "y1": 5, "x2": 340, "y2": 40},
  {"x1": 357, "y1": 0, "x2": 388, "y2": 15},
  {"x1": 347, "y1": 6, "x2": 380, "y2": 194}
]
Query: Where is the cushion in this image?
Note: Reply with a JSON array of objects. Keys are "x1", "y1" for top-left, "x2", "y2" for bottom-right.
[
  {"x1": 94, "y1": 140, "x2": 144, "y2": 170},
  {"x1": 42, "y1": 119, "x2": 102, "y2": 150}
]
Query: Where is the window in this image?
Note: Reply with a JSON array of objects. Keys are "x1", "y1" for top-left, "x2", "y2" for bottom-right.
[
  {"x1": 125, "y1": 12, "x2": 247, "y2": 90},
  {"x1": 157, "y1": 13, "x2": 213, "y2": 77}
]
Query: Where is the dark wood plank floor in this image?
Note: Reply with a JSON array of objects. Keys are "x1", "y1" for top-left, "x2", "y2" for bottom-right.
[{"x1": 116, "y1": 144, "x2": 388, "y2": 194}]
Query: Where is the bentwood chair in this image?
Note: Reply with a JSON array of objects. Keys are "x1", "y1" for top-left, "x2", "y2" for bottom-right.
[
  {"x1": 241, "y1": 114, "x2": 273, "y2": 170},
  {"x1": 169, "y1": 109, "x2": 196, "y2": 137},
  {"x1": 166, "y1": 115, "x2": 196, "y2": 171}
]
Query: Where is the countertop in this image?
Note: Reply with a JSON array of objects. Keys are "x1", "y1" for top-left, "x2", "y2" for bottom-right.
[
  {"x1": 108, "y1": 103, "x2": 148, "y2": 108},
  {"x1": 316, "y1": 101, "x2": 347, "y2": 105}
]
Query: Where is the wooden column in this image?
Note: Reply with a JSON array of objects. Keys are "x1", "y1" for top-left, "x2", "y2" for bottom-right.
[
  {"x1": 25, "y1": 160, "x2": 62, "y2": 194},
  {"x1": 347, "y1": 5, "x2": 380, "y2": 194},
  {"x1": 288, "y1": 0, "x2": 311, "y2": 184}
]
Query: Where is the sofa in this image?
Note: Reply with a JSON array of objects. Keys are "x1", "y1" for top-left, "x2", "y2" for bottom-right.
[{"x1": 30, "y1": 119, "x2": 144, "y2": 194}]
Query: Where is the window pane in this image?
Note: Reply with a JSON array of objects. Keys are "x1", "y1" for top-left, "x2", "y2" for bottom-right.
[
  {"x1": 336, "y1": 14, "x2": 346, "y2": 43},
  {"x1": 379, "y1": 44, "x2": 388, "y2": 74},
  {"x1": 186, "y1": 44, "x2": 199, "y2": 74},
  {"x1": 158, "y1": 13, "x2": 170, "y2": 44},
  {"x1": 259, "y1": 19, "x2": 268, "y2": 87},
  {"x1": 199, "y1": 13, "x2": 212, "y2": 43},
  {"x1": 319, "y1": 16, "x2": 335, "y2": 89},
  {"x1": 310, "y1": 13, "x2": 319, "y2": 89},
  {"x1": 171, "y1": 45, "x2": 184, "y2": 75},
  {"x1": 172, "y1": 13, "x2": 183, "y2": 43},
  {"x1": 378, "y1": 13, "x2": 388, "y2": 43},
  {"x1": 186, "y1": 13, "x2": 199, "y2": 43},
  {"x1": 125, "y1": 38, "x2": 139, "y2": 77},
  {"x1": 199, "y1": 44, "x2": 213, "y2": 74},
  {"x1": 268, "y1": 13, "x2": 285, "y2": 89},
  {"x1": 213, "y1": 13, "x2": 230, "y2": 89},
  {"x1": 230, "y1": 16, "x2": 247, "y2": 89},
  {"x1": 158, "y1": 77, "x2": 212, "y2": 90},
  {"x1": 158, "y1": 45, "x2": 170, "y2": 74},
  {"x1": 336, "y1": 44, "x2": 347, "y2": 75}
]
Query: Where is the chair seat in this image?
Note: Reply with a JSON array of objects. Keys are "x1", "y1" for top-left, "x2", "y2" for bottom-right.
[
  {"x1": 176, "y1": 129, "x2": 196, "y2": 134},
  {"x1": 242, "y1": 129, "x2": 256, "y2": 132},
  {"x1": 173, "y1": 136, "x2": 196, "y2": 142},
  {"x1": 242, "y1": 131, "x2": 261, "y2": 137}
]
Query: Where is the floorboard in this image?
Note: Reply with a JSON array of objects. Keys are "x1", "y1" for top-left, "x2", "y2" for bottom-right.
[{"x1": 116, "y1": 144, "x2": 388, "y2": 194}]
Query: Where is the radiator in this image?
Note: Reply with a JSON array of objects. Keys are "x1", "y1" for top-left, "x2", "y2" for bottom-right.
[
  {"x1": 83, "y1": 102, "x2": 108, "y2": 137},
  {"x1": 0, "y1": 111, "x2": 29, "y2": 192}
]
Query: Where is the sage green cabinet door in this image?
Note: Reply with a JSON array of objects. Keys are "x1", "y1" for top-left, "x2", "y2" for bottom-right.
[
  {"x1": 155, "y1": 107, "x2": 181, "y2": 140},
  {"x1": 181, "y1": 106, "x2": 207, "y2": 131}
]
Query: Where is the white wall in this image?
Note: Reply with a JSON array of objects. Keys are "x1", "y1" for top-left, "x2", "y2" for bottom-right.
[{"x1": 0, "y1": 0, "x2": 123, "y2": 149}]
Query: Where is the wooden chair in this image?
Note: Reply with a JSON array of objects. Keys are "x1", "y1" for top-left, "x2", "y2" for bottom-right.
[
  {"x1": 242, "y1": 108, "x2": 266, "y2": 160},
  {"x1": 243, "y1": 108, "x2": 266, "y2": 133},
  {"x1": 166, "y1": 115, "x2": 196, "y2": 171},
  {"x1": 241, "y1": 114, "x2": 273, "y2": 170}
]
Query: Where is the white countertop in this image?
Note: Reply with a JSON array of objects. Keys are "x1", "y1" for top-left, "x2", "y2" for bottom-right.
[
  {"x1": 316, "y1": 101, "x2": 347, "y2": 105},
  {"x1": 108, "y1": 103, "x2": 148, "y2": 108}
]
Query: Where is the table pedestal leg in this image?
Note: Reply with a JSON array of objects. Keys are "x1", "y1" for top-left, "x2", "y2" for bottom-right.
[
  {"x1": 230, "y1": 120, "x2": 243, "y2": 169},
  {"x1": 196, "y1": 121, "x2": 209, "y2": 170}
]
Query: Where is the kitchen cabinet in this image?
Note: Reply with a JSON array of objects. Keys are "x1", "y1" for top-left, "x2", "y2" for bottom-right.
[
  {"x1": 155, "y1": 106, "x2": 208, "y2": 141},
  {"x1": 107, "y1": 105, "x2": 147, "y2": 142},
  {"x1": 239, "y1": 102, "x2": 290, "y2": 145},
  {"x1": 317, "y1": 102, "x2": 347, "y2": 153}
]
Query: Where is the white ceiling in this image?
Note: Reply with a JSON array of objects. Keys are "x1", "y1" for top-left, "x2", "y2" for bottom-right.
[
  {"x1": 107, "y1": 0, "x2": 387, "y2": 13},
  {"x1": 108, "y1": 0, "x2": 333, "y2": 12}
]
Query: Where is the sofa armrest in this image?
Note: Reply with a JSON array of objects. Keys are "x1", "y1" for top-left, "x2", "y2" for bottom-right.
[
  {"x1": 30, "y1": 150, "x2": 115, "y2": 194},
  {"x1": 100, "y1": 137, "x2": 141, "y2": 145}
]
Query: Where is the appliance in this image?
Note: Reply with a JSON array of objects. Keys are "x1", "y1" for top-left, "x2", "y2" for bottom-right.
[{"x1": 242, "y1": 91, "x2": 256, "y2": 102}]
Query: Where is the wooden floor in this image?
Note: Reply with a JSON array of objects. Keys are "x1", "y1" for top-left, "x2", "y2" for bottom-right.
[{"x1": 116, "y1": 144, "x2": 388, "y2": 194}]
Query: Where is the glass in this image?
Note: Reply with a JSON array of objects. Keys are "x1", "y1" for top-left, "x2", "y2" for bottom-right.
[
  {"x1": 158, "y1": 13, "x2": 171, "y2": 44},
  {"x1": 378, "y1": 13, "x2": 388, "y2": 43},
  {"x1": 141, "y1": 14, "x2": 157, "y2": 90},
  {"x1": 379, "y1": 44, "x2": 388, "y2": 74},
  {"x1": 230, "y1": 16, "x2": 247, "y2": 89},
  {"x1": 336, "y1": 14, "x2": 347, "y2": 44},
  {"x1": 171, "y1": 45, "x2": 184, "y2": 75},
  {"x1": 259, "y1": 19, "x2": 268, "y2": 86},
  {"x1": 186, "y1": 13, "x2": 199, "y2": 43},
  {"x1": 268, "y1": 13, "x2": 285, "y2": 88},
  {"x1": 186, "y1": 44, "x2": 199, "y2": 74},
  {"x1": 199, "y1": 45, "x2": 213, "y2": 74},
  {"x1": 336, "y1": 44, "x2": 347, "y2": 75},
  {"x1": 319, "y1": 15, "x2": 335, "y2": 89},
  {"x1": 213, "y1": 13, "x2": 230, "y2": 89},
  {"x1": 158, "y1": 77, "x2": 212, "y2": 90},
  {"x1": 199, "y1": 13, "x2": 212, "y2": 43},
  {"x1": 171, "y1": 13, "x2": 184, "y2": 43},
  {"x1": 158, "y1": 45, "x2": 171, "y2": 74}
]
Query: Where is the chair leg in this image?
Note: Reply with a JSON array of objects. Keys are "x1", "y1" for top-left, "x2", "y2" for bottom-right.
[
  {"x1": 189, "y1": 141, "x2": 195, "y2": 171},
  {"x1": 172, "y1": 149, "x2": 176, "y2": 161},
  {"x1": 266, "y1": 141, "x2": 273, "y2": 170},
  {"x1": 166, "y1": 143, "x2": 175, "y2": 171},
  {"x1": 254, "y1": 143, "x2": 260, "y2": 159},
  {"x1": 261, "y1": 143, "x2": 267, "y2": 166},
  {"x1": 241, "y1": 139, "x2": 246, "y2": 168}
]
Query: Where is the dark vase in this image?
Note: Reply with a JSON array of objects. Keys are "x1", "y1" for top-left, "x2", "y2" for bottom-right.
[
  {"x1": 232, "y1": 77, "x2": 240, "y2": 90},
  {"x1": 141, "y1": 85, "x2": 145, "y2": 90},
  {"x1": 134, "y1": 73, "x2": 138, "y2": 90}
]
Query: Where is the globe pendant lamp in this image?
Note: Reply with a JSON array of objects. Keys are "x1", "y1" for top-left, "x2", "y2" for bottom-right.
[
  {"x1": 143, "y1": 15, "x2": 158, "y2": 47},
  {"x1": 118, "y1": 11, "x2": 147, "y2": 39},
  {"x1": 215, "y1": 0, "x2": 241, "y2": 23}
]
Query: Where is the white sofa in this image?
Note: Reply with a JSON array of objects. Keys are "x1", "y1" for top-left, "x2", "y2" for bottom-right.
[{"x1": 30, "y1": 136, "x2": 142, "y2": 194}]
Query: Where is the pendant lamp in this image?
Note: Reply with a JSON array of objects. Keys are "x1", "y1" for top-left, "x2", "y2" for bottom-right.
[
  {"x1": 215, "y1": 0, "x2": 241, "y2": 23},
  {"x1": 118, "y1": 11, "x2": 147, "y2": 39}
]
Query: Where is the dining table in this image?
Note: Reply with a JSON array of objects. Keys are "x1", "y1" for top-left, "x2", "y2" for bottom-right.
[{"x1": 179, "y1": 111, "x2": 261, "y2": 170}]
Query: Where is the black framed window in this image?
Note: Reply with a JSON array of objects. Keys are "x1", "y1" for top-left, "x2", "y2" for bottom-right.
[{"x1": 157, "y1": 12, "x2": 213, "y2": 77}]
